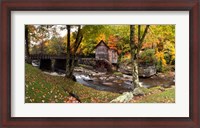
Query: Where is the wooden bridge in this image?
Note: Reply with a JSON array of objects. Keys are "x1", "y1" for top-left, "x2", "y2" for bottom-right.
[
  {"x1": 29, "y1": 54, "x2": 67, "y2": 59},
  {"x1": 28, "y1": 54, "x2": 114, "y2": 72}
]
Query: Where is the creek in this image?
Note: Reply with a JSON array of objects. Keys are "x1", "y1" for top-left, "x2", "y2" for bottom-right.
[{"x1": 43, "y1": 66, "x2": 175, "y2": 94}]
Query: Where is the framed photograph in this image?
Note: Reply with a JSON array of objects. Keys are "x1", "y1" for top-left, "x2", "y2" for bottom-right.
[{"x1": 0, "y1": 0, "x2": 199, "y2": 127}]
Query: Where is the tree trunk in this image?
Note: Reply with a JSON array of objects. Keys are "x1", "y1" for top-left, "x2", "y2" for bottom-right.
[
  {"x1": 129, "y1": 25, "x2": 140, "y2": 90},
  {"x1": 66, "y1": 25, "x2": 83, "y2": 80},
  {"x1": 25, "y1": 26, "x2": 30, "y2": 57},
  {"x1": 40, "y1": 41, "x2": 44, "y2": 54},
  {"x1": 132, "y1": 59, "x2": 140, "y2": 89},
  {"x1": 65, "y1": 25, "x2": 72, "y2": 78},
  {"x1": 69, "y1": 54, "x2": 75, "y2": 77},
  {"x1": 25, "y1": 26, "x2": 32, "y2": 64}
]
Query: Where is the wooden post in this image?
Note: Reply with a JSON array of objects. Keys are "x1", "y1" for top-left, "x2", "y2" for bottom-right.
[{"x1": 51, "y1": 59, "x2": 55, "y2": 72}]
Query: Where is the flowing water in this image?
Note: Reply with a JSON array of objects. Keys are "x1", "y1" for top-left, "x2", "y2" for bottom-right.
[
  {"x1": 42, "y1": 66, "x2": 175, "y2": 94},
  {"x1": 73, "y1": 72, "x2": 174, "y2": 94}
]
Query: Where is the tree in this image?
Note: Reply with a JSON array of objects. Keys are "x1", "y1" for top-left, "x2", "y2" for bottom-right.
[
  {"x1": 65, "y1": 25, "x2": 71, "y2": 78},
  {"x1": 130, "y1": 25, "x2": 150, "y2": 90},
  {"x1": 147, "y1": 25, "x2": 175, "y2": 71},
  {"x1": 25, "y1": 25, "x2": 30, "y2": 57},
  {"x1": 65, "y1": 25, "x2": 83, "y2": 79},
  {"x1": 28, "y1": 25, "x2": 58, "y2": 54},
  {"x1": 25, "y1": 25, "x2": 38, "y2": 63},
  {"x1": 78, "y1": 25, "x2": 106, "y2": 55}
]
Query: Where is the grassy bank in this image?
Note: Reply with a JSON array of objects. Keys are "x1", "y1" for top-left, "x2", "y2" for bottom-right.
[
  {"x1": 138, "y1": 88, "x2": 175, "y2": 103},
  {"x1": 25, "y1": 63, "x2": 175, "y2": 103},
  {"x1": 131, "y1": 86, "x2": 175, "y2": 103},
  {"x1": 25, "y1": 63, "x2": 120, "y2": 103}
]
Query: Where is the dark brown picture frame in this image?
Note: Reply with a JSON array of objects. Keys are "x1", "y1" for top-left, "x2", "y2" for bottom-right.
[{"x1": 0, "y1": 0, "x2": 199, "y2": 127}]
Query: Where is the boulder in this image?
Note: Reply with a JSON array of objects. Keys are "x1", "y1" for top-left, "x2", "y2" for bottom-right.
[
  {"x1": 113, "y1": 80, "x2": 124, "y2": 84},
  {"x1": 119, "y1": 63, "x2": 156, "y2": 77},
  {"x1": 71, "y1": 75, "x2": 77, "y2": 82},
  {"x1": 99, "y1": 77, "x2": 107, "y2": 81},
  {"x1": 133, "y1": 87, "x2": 145, "y2": 96},
  {"x1": 108, "y1": 76, "x2": 115, "y2": 80},
  {"x1": 81, "y1": 75, "x2": 93, "y2": 81},
  {"x1": 102, "y1": 82, "x2": 113, "y2": 86},
  {"x1": 138, "y1": 65, "x2": 156, "y2": 77},
  {"x1": 110, "y1": 92, "x2": 134, "y2": 103}
]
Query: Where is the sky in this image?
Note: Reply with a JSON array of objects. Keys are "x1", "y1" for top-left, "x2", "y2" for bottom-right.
[{"x1": 55, "y1": 25, "x2": 77, "y2": 37}]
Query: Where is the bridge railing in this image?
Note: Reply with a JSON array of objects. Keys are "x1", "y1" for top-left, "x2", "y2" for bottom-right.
[{"x1": 29, "y1": 54, "x2": 67, "y2": 59}]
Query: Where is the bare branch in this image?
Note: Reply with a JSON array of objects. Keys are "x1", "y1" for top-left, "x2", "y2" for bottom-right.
[
  {"x1": 140, "y1": 25, "x2": 150, "y2": 45},
  {"x1": 137, "y1": 25, "x2": 150, "y2": 50}
]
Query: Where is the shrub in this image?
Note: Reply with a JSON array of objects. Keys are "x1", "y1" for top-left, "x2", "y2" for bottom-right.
[
  {"x1": 155, "y1": 52, "x2": 167, "y2": 72},
  {"x1": 139, "y1": 49, "x2": 156, "y2": 64}
]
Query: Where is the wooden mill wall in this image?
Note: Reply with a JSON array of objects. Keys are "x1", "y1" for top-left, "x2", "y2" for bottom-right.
[{"x1": 95, "y1": 42, "x2": 109, "y2": 60}]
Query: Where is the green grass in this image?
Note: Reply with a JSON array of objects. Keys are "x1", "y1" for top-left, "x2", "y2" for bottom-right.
[
  {"x1": 25, "y1": 63, "x2": 120, "y2": 103},
  {"x1": 25, "y1": 64, "x2": 70, "y2": 103},
  {"x1": 135, "y1": 87, "x2": 175, "y2": 103}
]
